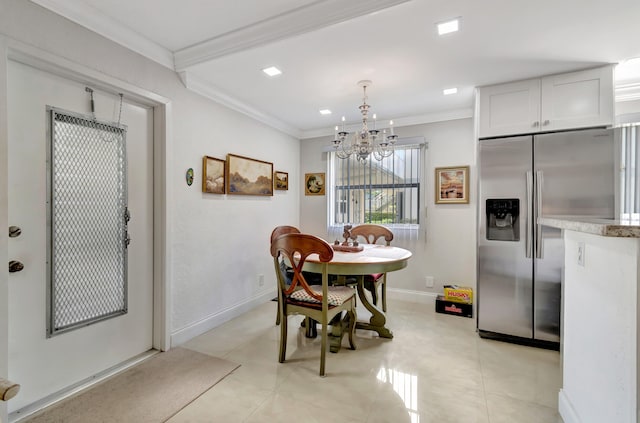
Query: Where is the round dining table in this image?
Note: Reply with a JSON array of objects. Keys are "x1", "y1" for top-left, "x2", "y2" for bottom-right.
[{"x1": 303, "y1": 243, "x2": 412, "y2": 351}]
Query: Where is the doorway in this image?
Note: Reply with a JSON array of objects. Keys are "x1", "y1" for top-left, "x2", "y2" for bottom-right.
[{"x1": 7, "y1": 60, "x2": 154, "y2": 413}]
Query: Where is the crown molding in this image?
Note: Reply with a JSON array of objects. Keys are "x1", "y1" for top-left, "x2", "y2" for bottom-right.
[
  {"x1": 299, "y1": 107, "x2": 474, "y2": 139},
  {"x1": 30, "y1": 0, "x2": 175, "y2": 69},
  {"x1": 174, "y1": 0, "x2": 410, "y2": 71},
  {"x1": 179, "y1": 71, "x2": 302, "y2": 138},
  {"x1": 616, "y1": 82, "x2": 640, "y2": 102}
]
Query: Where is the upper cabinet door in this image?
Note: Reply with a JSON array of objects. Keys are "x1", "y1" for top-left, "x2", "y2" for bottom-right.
[
  {"x1": 540, "y1": 66, "x2": 614, "y2": 132},
  {"x1": 478, "y1": 78, "x2": 541, "y2": 138}
]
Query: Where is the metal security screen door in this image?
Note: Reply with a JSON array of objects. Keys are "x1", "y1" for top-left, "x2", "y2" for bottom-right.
[{"x1": 47, "y1": 107, "x2": 129, "y2": 336}]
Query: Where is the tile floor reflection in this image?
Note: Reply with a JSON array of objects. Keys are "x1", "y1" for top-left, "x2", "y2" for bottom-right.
[{"x1": 170, "y1": 299, "x2": 563, "y2": 423}]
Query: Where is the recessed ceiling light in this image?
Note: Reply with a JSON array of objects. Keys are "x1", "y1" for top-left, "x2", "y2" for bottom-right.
[
  {"x1": 443, "y1": 87, "x2": 458, "y2": 95},
  {"x1": 319, "y1": 109, "x2": 332, "y2": 115},
  {"x1": 262, "y1": 66, "x2": 282, "y2": 77},
  {"x1": 437, "y1": 18, "x2": 460, "y2": 35}
]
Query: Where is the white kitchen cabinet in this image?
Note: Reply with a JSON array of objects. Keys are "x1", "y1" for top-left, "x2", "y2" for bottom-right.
[{"x1": 478, "y1": 65, "x2": 614, "y2": 138}]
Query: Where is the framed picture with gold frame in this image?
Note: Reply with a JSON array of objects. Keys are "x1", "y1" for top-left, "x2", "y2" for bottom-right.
[
  {"x1": 226, "y1": 154, "x2": 274, "y2": 196},
  {"x1": 274, "y1": 171, "x2": 288, "y2": 190},
  {"x1": 435, "y1": 166, "x2": 469, "y2": 204},
  {"x1": 305, "y1": 172, "x2": 325, "y2": 196},
  {"x1": 202, "y1": 156, "x2": 226, "y2": 194}
]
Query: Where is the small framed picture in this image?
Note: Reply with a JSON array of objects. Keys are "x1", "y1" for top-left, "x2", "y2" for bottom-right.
[
  {"x1": 202, "y1": 156, "x2": 226, "y2": 194},
  {"x1": 305, "y1": 173, "x2": 325, "y2": 196},
  {"x1": 435, "y1": 166, "x2": 469, "y2": 204},
  {"x1": 274, "y1": 171, "x2": 288, "y2": 190}
]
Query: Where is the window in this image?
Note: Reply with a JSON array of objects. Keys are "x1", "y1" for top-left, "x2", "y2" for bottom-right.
[
  {"x1": 621, "y1": 124, "x2": 640, "y2": 220},
  {"x1": 328, "y1": 143, "x2": 423, "y2": 237}
]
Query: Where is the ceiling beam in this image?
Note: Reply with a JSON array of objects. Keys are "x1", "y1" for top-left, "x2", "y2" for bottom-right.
[{"x1": 174, "y1": 0, "x2": 411, "y2": 71}]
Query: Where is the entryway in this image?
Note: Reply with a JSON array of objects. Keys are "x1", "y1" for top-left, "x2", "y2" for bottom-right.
[{"x1": 7, "y1": 59, "x2": 154, "y2": 414}]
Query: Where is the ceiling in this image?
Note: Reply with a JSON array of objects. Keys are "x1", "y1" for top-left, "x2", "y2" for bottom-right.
[{"x1": 30, "y1": 0, "x2": 640, "y2": 138}]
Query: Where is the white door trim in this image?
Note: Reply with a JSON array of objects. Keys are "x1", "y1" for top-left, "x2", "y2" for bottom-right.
[{"x1": 0, "y1": 37, "x2": 173, "y2": 421}]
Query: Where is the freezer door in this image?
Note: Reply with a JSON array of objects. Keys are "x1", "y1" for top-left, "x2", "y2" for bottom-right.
[
  {"x1": 534, "y1": 128, "x2": 615, "y2": 342},
  {"x1": 478, "y1": 136, "x2": 533, "y2": 338}
]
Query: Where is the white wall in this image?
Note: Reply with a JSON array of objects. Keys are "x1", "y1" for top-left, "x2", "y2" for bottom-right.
[
  {"x1": 300, "y1": 118, "x2": 477, "y2": 299},
  {"x1": 0, "y1": 1, "x2": 299, "y2": 411}
]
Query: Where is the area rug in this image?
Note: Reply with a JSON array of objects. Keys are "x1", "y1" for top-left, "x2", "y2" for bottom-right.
[{"x1": 24, "y1": 347, "x2": 240, "y2": 423}]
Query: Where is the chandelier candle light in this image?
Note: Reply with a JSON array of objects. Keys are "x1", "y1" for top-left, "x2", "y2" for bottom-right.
[{"x1": 332, "y1": 80, "x2": 398, "y2": 162}]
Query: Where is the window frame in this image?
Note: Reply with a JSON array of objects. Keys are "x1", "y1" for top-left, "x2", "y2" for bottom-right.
[{"x1": 327, "y1": 143, "x2": 424, "y2": 231}]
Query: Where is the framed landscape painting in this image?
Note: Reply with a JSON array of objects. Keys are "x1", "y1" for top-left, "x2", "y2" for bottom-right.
[
  {"x1": 226, "y1": 154, "x2": 274, "y2": 196},
  {"x1": 274, "y1": 171, "x2": 288, "y2": 190},
  {"x1": 435, "y1": 166, "x2": 469, "y2": 204},
  {"x1": 202, "y1": 156, "x2": 225, "y2": 194}
]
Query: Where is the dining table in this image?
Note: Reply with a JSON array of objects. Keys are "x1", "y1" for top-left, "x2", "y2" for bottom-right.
[{"x1": 303, "y1": 242, "x2": 412, "y2": 352}]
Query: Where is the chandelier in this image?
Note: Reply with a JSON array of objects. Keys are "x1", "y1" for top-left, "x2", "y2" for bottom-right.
[{"x1": 332, "y1": 80, "x2": 398, "y2": 162}]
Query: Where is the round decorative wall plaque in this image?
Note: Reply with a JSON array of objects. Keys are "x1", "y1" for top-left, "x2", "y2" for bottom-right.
[{"x1": 186, "y1": 168, "x2": 194, "y2": 186}]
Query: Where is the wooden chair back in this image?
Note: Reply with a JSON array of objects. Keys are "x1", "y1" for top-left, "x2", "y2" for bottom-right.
[
  {"x1": 271, "y1": 233, "x2": 333, "y2": 301},
  {"x1": 270, "y1": 225, "x2": 301, "y2": 244},
  {"x1": 350, "y1": 224, "x2": 393, "y2": 246}
]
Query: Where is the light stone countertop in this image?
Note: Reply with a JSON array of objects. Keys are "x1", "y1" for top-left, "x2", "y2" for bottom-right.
[{"x1": 538, "y1": 216, "x2": 640, "y2": 238}]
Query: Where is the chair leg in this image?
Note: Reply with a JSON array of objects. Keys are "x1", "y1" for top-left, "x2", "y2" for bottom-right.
[
  {"x1": 320, "y1": 320, "x2": 327, "y2": 377},
  {"x1": 279, "y1": 314, "x2": 287, "y2": 363},
  {"x1": 275, "y1": 297, "x2": 281, "y2": 325},
  {"x1": 305, "y1": 317, "x2": 318, "y2": 338},
  {"x1": 381, "y1": 277, "x2": 387, "y2": 313},
  {"x1": 348, "y1": 307, "x2": 357, "y2": 350},
  {"x1": 368, "y1": 281, "x2": 378, "y2": 306}
]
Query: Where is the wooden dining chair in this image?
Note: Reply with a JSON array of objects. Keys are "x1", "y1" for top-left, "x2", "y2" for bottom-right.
[
  {"x1": 350, "y1": 224, "x2": 394, "y2": 312},
  {"x1": 271, "y1": 233, "x2": 357, "y2": 376},
  {"x1": 270, "y1": 226, "x2": 301, "y2": 326}
]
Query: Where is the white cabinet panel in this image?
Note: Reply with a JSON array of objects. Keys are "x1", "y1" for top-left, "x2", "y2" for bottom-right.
[
  {"x1": 541, "y1": 66, "x2": 614, "y2": 131},
  {"x1": 478, "y1": 65, "x2": 614, "y2": 138},
  {"x1": 478, "y1": 79, "x2": 540, "y2": 138}
]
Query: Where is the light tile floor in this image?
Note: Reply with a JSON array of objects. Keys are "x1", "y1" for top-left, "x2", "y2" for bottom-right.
[{"x1": 170, "y1": 299, "x2": 563, "y2": 423}]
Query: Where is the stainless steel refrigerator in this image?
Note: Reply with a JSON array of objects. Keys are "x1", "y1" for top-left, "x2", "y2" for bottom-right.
[{"x1": 477, "y1": 127, "x2": 616, "y2": 349}]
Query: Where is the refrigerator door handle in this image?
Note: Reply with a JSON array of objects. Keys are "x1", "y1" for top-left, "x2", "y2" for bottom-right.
[
  {"x1": 536, "y1": 170, "x2": 544, "y2": 259},
  {"x1": 526, "y1": 171, "x2": 533, "y2": 258}
]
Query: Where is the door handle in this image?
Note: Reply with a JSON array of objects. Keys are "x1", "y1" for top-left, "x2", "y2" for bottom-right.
[
  {"x1": 9, "y1": 260, "x2": 24, "y2": 273},
  {"x1": 536, "y1": 171, "x2": 544, "y2": 259},
  {"x1": 526, "y1": 171, "x2": 533, "y2": 258}
]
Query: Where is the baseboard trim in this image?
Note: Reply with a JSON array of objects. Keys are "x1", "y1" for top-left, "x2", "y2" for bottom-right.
[
  {"x1": 170, "y1": 290, "x2": 276, "y2": 346},
  {"x1": 386, "y1": 288, "x2": 438, "y2": 304},
  {"x1": 558, "y1": 389, "x2": 580, "y2": 423}
]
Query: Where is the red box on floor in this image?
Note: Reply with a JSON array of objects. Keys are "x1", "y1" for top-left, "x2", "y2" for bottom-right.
[{"x1": 435, "y1": 295, "x2": 473, "y2": 318}]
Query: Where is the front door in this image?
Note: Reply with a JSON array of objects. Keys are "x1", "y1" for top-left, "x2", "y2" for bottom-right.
[{"x1": 7, "y1": 60, "x2": 154, "y2": 412}]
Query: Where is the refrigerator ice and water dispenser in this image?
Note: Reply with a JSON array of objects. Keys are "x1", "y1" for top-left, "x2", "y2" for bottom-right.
[{"x1": 486, "y1": 199, "x2": 519, "y2": 241}]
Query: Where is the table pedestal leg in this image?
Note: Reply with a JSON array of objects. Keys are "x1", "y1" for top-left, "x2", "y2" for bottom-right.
[{"x1": 356, "y1": 276, "x2": 393, "y2": 339}]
